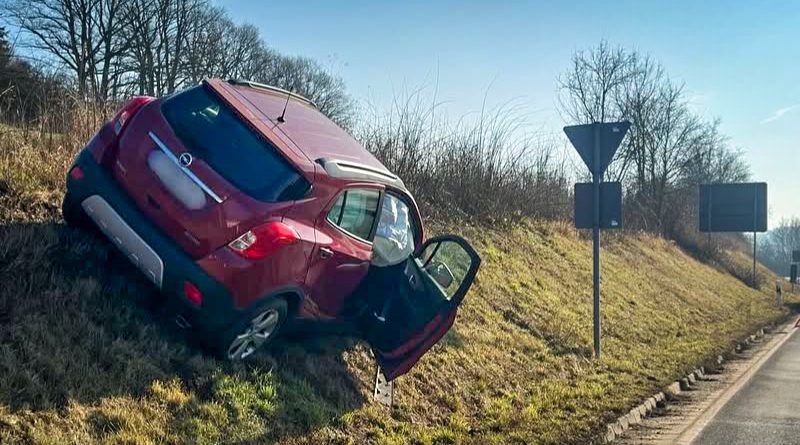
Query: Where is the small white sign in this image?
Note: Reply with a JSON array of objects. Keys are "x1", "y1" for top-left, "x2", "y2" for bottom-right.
[{"x1": 374, "y1": 368, "x2": 394, "y2": 407}]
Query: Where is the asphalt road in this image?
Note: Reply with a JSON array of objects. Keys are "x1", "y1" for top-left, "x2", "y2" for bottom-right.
[{"x1": 692, "y1": 328, "x2": 800, "y2": 445}]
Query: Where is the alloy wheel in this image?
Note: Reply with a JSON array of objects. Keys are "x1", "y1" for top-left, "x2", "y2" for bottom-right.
[{"x1": 226, "y1": 309, "x2": 280, "y2": 360}]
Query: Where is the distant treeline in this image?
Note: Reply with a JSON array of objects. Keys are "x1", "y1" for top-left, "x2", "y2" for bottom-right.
[
  {"x1": 1, "y1": 0, "x2": 355, "y2": 127},
  {"x1": 758, "y1": 218, "x2": 800, "y2": 276}
]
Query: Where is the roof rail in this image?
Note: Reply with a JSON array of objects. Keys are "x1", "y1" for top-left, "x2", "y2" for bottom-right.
[
  {"x1": 227, "y1": 79, "x2": 317, "y2": 108},
  {"x1": 316, "y1": 158, "x2": 405, "y2": 189}
]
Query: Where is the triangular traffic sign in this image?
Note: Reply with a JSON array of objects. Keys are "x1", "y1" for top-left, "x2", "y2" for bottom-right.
[{"x1": 563, "y1": 121, "x2": 630, "y2": 176}]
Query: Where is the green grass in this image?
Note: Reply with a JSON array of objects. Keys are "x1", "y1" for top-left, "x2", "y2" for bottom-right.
[{"x1": 0, "y1": 135, "x2": 795, "y2": 444}]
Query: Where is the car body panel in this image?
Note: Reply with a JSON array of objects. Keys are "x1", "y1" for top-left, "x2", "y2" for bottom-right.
[
  {"x1": 304, "y1": 183, "x2": 385, "y2": 318},
  {"x1": 218, "y1": 80, "x2": 386, "y2": 171},
  {"x1": 111, "y1": 96, "x2": 296, "y2": 259}
]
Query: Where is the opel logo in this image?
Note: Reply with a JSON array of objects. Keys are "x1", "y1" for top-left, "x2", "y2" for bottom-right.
[{"x1": 179, "y1": 152, "x2": 193, "y2": 167}]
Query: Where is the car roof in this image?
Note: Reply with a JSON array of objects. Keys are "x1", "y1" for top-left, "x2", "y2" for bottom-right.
[{"x1": 211, "y1": 79, "x2": 402, "y2": 188}]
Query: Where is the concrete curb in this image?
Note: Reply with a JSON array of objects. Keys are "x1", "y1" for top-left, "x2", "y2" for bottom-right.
[{"x1": 601, "y1": 322, "x2": 775, "y2": 443}]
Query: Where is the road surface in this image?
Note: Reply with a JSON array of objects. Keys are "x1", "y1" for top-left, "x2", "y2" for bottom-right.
[{"x1": 692, "y1": 327, "x2": 800, "y2": 445}]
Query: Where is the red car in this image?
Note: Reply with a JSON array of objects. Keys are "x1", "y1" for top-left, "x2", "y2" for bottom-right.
[{"x1": 63, "y1": 79, "x2": 480, "y2": 380}]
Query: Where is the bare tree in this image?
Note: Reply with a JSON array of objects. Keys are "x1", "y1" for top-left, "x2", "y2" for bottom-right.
[
  {"x1": 93, "y1": 0, "x2": 127, "y2": 99},
  {"x1": 4, "y1": 0, "x2": 357, "y2": 124},
  {"x1": 558, "y1": 40, "x2": 637, "y2": 124},
  {"x1": 7, "y1": 0, "x2": 129, "y2": 101},
  {"x1": 255, "y1": 55, "x2": 356, "y2": 128},
  {"x1": 680, "y1": 120, "x2": 749, "y2": 185},
  {"x1": 218, "y1": 22, "x2": 263, "y2": 79},
  {"x1": 122, "y1": 0, "x2": 158, "y2": 95},
  {"x1": 758, "y1": 218, "x2": 800, "y2": 275},
  {"x1": 179, "y1": 4, "x2": 225, "y2": 84},
  {"x1": 176, "y1": 7, "x2": 356, "y2": 126},
  {"x1": 559, "y1": 42, "x2": 751, "y2": 236},
  {"x1": 121, "y1": 0, "x2": 208, "y2": 96}
]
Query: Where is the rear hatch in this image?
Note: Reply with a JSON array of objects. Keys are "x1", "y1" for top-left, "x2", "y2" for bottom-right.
[{"x1": 111, "y1": 84, "x2": 311, "y2": 259}]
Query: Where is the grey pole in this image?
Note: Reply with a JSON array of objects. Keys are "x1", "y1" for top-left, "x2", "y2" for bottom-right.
[
  {"x1": 753, "y1": 231, "x2": 757, "y2": 287},
  {"x1": 752, "y1": 191, "x2": 757, "y2": 287},
  {"x1": 707, "y1": 187, "x2": 712, "y2": 252},
  {"x1": 592, "y1": 123, "x2": 601, "y2": 359}
]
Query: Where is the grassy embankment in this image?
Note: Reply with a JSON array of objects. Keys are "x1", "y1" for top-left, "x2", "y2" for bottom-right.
[{"x1": 0, "y1": 126, "x2": 795, "y2": 445}]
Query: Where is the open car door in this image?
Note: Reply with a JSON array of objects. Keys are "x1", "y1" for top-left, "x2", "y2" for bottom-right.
[{"x1": 363, "y1": 235, "x2": 481, "y2": 381}]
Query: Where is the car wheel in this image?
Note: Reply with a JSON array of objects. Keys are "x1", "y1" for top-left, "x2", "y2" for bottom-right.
[{"x1": 218, "y1": 298, "x2": 288, "y2": 361}]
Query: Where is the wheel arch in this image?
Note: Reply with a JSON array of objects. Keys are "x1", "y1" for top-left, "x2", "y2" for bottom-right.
[{"x1": 255, "y1": 286, "x2": 305, "y2": 319}]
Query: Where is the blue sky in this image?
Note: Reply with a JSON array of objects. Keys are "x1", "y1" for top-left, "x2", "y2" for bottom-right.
[{"x1": 223, "y1": 0, "x2": 799, "y2": 224}]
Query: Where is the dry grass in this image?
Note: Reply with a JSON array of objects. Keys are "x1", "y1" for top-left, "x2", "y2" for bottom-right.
[
  {"x1": 358, "y1": 90, "x2": 571, "y2": 224},
  {"x1": 0, "y1": 129, "x2": 796, "y2": 445},
  {"x1": 0, "y1": 122, "x2": 89, "y2": 222}
]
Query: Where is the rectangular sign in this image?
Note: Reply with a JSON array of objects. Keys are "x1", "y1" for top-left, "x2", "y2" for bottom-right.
[
  {"x1": 574, "y1": 182, "x2": 622, "y2": 229},
  {"x1": 699, "y1": 183, "x2": 767, "y2": 233},
  {"x1": 793, "y1": 250, "x2": 800, "y2": 263}
]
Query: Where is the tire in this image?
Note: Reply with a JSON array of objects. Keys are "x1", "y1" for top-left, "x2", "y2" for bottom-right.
[
  {"x1": 62, "y1": 191, "x2": 92, "y2": 228},
  {"x1": 216, "y1": 297, "x2": 288, "y2": 361}
]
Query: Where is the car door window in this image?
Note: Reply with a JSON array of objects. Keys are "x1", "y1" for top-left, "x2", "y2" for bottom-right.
[
  {"x1": 326, "y1": 189, "x2": 380, "y2": 241},
  {"x1": 372, "y1": 193, "x2": 416, "y2": 267},
  {"x1": 417, "y1": 240, "x2": 474, "y2": 300}
]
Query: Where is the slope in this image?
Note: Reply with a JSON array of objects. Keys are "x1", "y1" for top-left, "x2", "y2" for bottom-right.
[{"x1": 0, "y1": 131, "x2": 793, "y2": 445}]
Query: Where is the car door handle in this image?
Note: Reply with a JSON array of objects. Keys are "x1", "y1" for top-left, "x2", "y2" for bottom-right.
[{"x1": 319, "y1": 247, "x2": 334, "y2": 259}]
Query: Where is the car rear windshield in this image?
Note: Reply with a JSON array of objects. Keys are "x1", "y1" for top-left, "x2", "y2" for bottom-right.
[{"x1": 161, "y1": 85, "x2": 309, "y2": 202}]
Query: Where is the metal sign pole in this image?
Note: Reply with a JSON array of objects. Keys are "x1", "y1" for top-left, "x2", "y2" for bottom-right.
[
  {"x1": 752, "y1": 190, "x2": 757, "y2": 287},
  {"x1": 592, "y1": 124, "x2": 601, "y2": 359},
  {"x1": 707, "y1": 187, "x2": 712, "y2": 252},
  {"x1": 564, "y1": 121, "x2": 629, "y2": 360},
  {"x1": 752, "y1": 232, "x2": 757, "y2": 287}
]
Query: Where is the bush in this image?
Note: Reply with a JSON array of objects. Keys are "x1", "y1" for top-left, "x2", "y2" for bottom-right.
[{"x1": 357, "y1": 90, "x2": 572, "y2": 225}]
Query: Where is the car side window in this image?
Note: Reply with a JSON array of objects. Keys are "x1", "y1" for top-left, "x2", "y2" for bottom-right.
[{"x1": 326, "y1": 189, "x2": 380, "y2": 241}]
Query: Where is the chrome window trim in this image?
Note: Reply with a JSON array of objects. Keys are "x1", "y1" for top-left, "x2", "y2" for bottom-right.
[{"x1": 148, "y1": 131, "x2": 223, "y2": 204}]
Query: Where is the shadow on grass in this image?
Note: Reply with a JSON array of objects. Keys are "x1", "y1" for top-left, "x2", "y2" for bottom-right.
[{"x1": 0, "y1": 221, "x2": 367, "y2": 444}]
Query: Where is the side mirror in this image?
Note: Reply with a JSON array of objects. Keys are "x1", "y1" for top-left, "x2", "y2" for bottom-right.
[{"x1": 425, "y1": 261, "x2": 454, "y2": 289}]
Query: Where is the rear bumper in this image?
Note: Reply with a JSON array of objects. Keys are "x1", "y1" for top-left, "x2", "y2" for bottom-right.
[{"x1": 66, "y1": 150, "x2": 239, "y2": 331}]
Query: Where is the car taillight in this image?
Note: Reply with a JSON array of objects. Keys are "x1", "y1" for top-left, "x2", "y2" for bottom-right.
[
  {"x1": 228, "y1": 221, "x2": 299, "y2": 260},
  {"x1": 113, "y1": 96, "x2": 153, "y2": 136},
  {"x1": 69, "y1": 166, "x2": 84, "y2": 181},
  {"x1": 183, "y1": 281, "x2": 203, "y2": 306}
]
